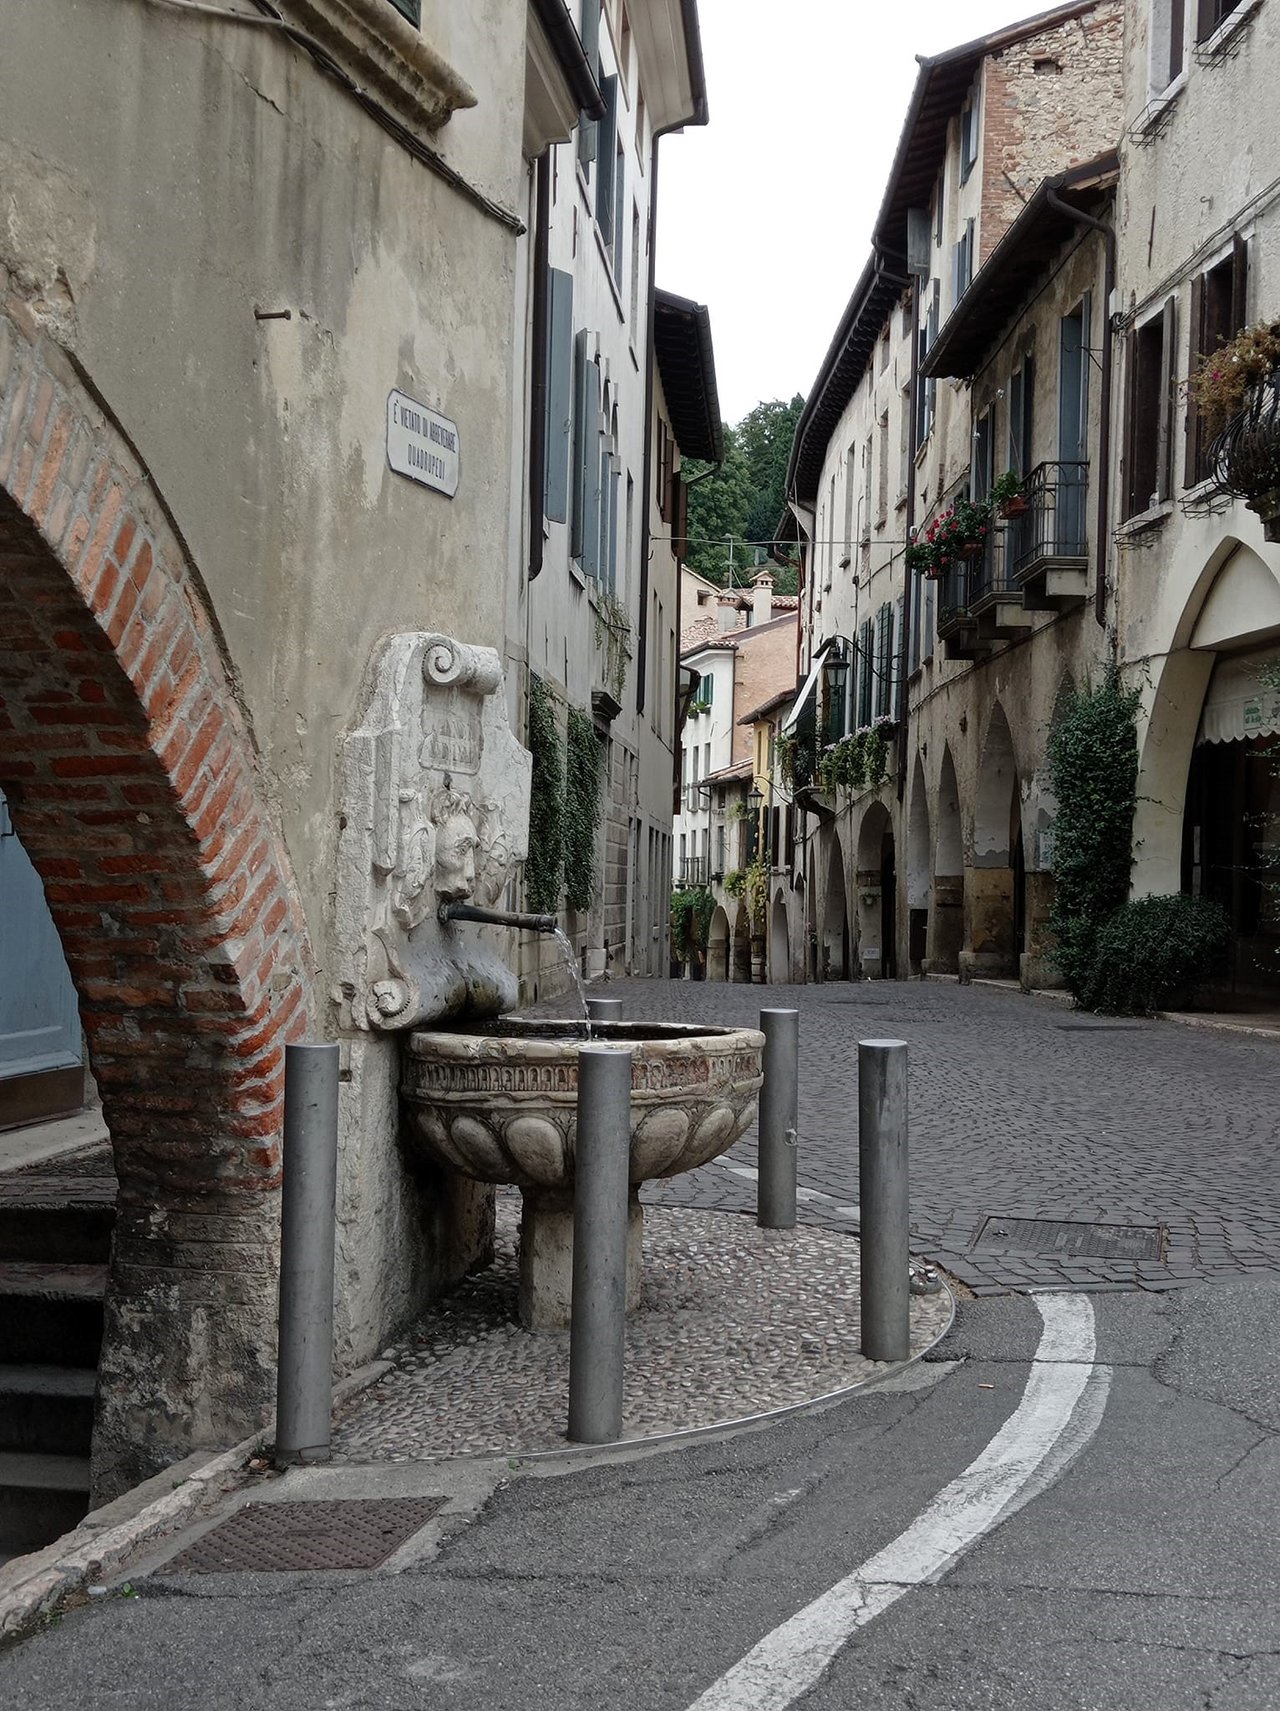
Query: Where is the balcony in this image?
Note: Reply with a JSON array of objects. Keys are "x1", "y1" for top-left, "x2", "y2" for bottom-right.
[
  {"x1": 1006, "y1": 461, "x2": 1090, "y2": 609},
  {"x1": 934, "y1": 559, "x2": 990, "y2": 662},
  {"x1": 966, "y1": 527, "x2": 1034, "y2": 642},
  {"x1": 678, "y1": 855, "x2": 710, "y2": 887}
]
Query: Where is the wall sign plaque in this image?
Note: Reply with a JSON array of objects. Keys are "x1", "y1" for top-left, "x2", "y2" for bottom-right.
[{"x1": 386, "y1": 389, "x2": 460, "y2": 498}]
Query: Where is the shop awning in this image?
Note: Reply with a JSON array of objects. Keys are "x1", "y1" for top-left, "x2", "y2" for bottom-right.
[
  {"x1": 780, "y1": 638, "x2": 834, "y2": 734},
  {"x1": 1197, "y1": 651, "x2": 1280, "y2": 744}
]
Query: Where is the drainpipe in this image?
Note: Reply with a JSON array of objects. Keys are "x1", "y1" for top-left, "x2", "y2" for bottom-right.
[
  {"x1": 1046, "y1": 187, "x2": 1115, "y2": 632},
  {"x1": 867, "y1": 247, "x2": 915, "y2": 799},
  {"x1": 526, "y1": 152, "x2": 552, "y2": 582}
]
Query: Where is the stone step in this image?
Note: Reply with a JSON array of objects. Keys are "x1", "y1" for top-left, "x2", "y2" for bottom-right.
[
  {"x1": 0, "y1": 1450, "x2": 92, "y2": 1564},
  {"x1": 0, "y1": 1175, "x2": 115, "y2": 1264},
  {"x1": 0, "y1": 1364, "x2": 96, "y2": 1455},
  {"x1": 0, "y1": 1263, "x2": 106, "y2": 1365}
]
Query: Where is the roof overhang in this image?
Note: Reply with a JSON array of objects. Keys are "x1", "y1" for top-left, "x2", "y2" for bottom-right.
[
  {"x1": 654, "y1": 289, "x2": 723, "y2": 462},
  {"x1": 525, "y1": 0, "x2": 605, "y2": 156},
  {"x1": 921, "y1": 153, "x2": 1118, "y2": 380},
  {"x1": 633, "y1": 0, "x2": 708, "y2": 133}
]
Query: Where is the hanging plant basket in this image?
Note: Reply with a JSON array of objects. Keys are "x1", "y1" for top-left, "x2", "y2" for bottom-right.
[
  {"x1": 1210, "y1": 363, "x2": 1280, "y2": 539},
  {"x1": 999, "y1": 494, "x2": 1029, "y2": 519},
  {"x1": 958, "y1": 537, "x2": 985, "y2": 560}
]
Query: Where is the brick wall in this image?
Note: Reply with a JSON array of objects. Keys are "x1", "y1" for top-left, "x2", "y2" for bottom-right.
[
  {"x1": 730, "y1": 616, "x2": 800, "y2": 768},
  {"x1": 0, "y1": 301, "x2": 313, "y2": 1496},
  {"x1": 979, "y1": 1, "x2": 1126, "y2": 264}
]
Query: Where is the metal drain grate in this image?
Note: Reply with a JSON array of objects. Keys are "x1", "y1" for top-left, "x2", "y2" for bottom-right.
[
  {"x1": 166, "y1": 1497, "x2": 446, "y2": 1573},
  {"x1": 973, "y1": 1216, "x2": 1163, "y2": 1261}
]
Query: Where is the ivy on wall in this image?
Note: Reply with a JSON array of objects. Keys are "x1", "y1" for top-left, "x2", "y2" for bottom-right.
[
  {"x1": 525, "y1": 674, "x2": 564, "y2": 914},
  {"x1": 670, "y1": 886, "x2": 715, "y2": 963},
  {"x1": 1046, "y1": 672, "x2": 1142, "y2": 1002},
  {"x1": 564, "y1": 706, "x2": 603, "y2": 914}
]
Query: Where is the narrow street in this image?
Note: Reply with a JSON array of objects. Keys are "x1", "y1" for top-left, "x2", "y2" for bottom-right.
[{"x1": 4, "y1": 979, "x2": 1279, "y2": 1710}]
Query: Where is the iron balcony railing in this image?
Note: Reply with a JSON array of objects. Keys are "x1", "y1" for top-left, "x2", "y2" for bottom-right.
[
  {"x1": 935, "y1": 557, "x2": 974, "y2": 635},
  {"x1": 1006, "y1": 460, "x2": 1089, "y2": 578},
  {"x1": 964, "y1": 524, "x2": 1013, "y2": 609},
  {"x1": 679, "y1": 855, "x2": 709, "y2": 886}
]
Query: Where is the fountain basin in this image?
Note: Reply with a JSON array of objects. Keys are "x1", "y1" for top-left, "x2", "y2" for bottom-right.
[{"x1": 402, "y1": 1019, "x2": 764, "y2": 1328}]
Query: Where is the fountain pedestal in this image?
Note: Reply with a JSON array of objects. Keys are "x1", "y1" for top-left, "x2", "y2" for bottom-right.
[{"x1": 401, "y1": 1020, "x2": 764, "y2": 1330}]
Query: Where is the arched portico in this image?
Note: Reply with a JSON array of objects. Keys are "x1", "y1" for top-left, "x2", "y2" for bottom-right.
[
  {"x1": 707, "y1": 904, "x2": 730, "y2": 981},
  {"x1": 731, "y1": 901, "x2": 752, "y2": 983},
  {"x1": 927, "y1": 745, "x2": 964, "y2": 973},
  {"x1": 962, "y1": 703, "x2": 1023, "y2": 980},
  {"x1": 823, "y1": 832, "x2": 850, "y2": 979},
  {"x1": 0, "y1": 309, "x2": 312, "y2": 1497},
  {"x1": 906, "y1": 756, "x2": 931, "y2": 975},
  {"x1": 769, "y1": 889, "x2": 790, "y2": 982},
  {"x1": 856, "y1": 800, "x2": 895, "y2": 978}
]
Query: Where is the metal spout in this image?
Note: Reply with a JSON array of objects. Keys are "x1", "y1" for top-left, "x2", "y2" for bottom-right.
[{"x1": 438, "y1": 900, "x2": 560, "y2": 934}]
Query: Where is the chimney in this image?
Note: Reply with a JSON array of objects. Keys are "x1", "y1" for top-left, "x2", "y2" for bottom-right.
[
  {"x1": 716, "y1": 597, "x2": 739, "y2": 633},
  {"x1": 751, "y1": 570, "x2": 775, "y2": 628}
]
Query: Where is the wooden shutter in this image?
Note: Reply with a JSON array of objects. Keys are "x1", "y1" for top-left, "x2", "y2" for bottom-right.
[
  {"x1": 1169, "y1": 0, "x2": 1186, "y2": 79},
  {"x1": 1158, "y1": 294, "x2": 1178, "y2": 503},
  {"x1": 570, "y1": 330, "x2": 591, "y2": 559},
  {"x1": 578, "y1": 4, "x2": 600, "y2": 164},
  {"x1": 1122, "y1": 326, "x2": 1139, "y2": 518},
  {"x1": 596, "y1": 78, "x2": 618, "y2": 244},
  {"x1": 544, "y1": 269, "x2": 574, "y2": 523},
  {"x1": 1196, "y1": 0, "x2": 1221, "y2": 40}
]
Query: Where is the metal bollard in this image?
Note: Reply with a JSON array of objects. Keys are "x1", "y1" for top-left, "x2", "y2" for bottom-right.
[
  {"x1": 858, "y1": 1038, "x2": 910, "y2": 1362},
  {"x1": 276, "y1": 1043, "x2": 340, "y2": 1466},
  {"x1": 757, "y1": 1008, "x2": 799, "y2": 1229},
  {"x1": 568, "y1": 1044, "x2": 633, "y2": 1443},
  {"x1": 586, "y1": 997, "x2": 624, "y2": 1025}
]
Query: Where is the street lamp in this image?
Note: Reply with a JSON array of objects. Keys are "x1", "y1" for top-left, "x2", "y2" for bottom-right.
[{"x1": 747, "y1": 783, "x2": 763, "y2": 861}]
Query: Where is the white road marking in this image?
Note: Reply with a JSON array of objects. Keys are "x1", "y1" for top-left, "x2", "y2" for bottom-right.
[
  {"x1": 684, "y1": 1293, "x2": 1100, "y2": 1711},
  {"x1": 721, "y1": 1161, "x2": 849, "y2": 1208}
]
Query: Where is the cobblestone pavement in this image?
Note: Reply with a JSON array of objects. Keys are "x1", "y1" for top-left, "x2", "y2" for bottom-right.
[
  {"x1": 530, "y1": 977, "x2": 1280, "y2": 1295},
  {"x1": 332, "y1": 1194, "x2": 948, "y2": 1461}
]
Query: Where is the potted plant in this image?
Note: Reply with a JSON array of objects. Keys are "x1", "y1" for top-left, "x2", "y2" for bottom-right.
[
  {"x1": 989, "y1": 469, "x2": 1028, "y2": 519},
  {"x1": 911, "y1": 495, "x2": 992, "y2": 577},
  {"x1": 1193, "y1": 323, "x2": 1280, "y2": 539}
]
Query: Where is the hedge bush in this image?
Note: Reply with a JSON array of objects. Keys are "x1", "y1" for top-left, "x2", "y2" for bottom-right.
[{"x1": 1080, "y1": 894, "x2": 1231, "y2": 1015}]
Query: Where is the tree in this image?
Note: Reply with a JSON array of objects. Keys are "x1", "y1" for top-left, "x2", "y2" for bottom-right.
[{"x1": 683, "y1": 394, "x2": 806, "y2": 591}]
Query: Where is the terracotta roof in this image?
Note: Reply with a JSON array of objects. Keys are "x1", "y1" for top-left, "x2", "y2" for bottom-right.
[
  {"x1": 654, "y1": 290, "x2": 723, "y2": 463},
  {"x1": 738, "y1": 687, "x2": 796, "y2": 726},
  {"x1": 706, "y1": 759, "x2": 753, "y2": 783}
]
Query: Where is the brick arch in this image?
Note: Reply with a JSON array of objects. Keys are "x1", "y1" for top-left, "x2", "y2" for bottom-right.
[{"x1": 0, "y1": 304, "x2": 313, "y2": 1497}]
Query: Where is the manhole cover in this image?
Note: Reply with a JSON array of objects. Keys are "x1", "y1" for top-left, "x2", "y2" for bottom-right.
[
  {"x1": 166, "y1": 1497, "x2": 446, "y2": 1573},
  {"x1": 973, "y1": 1217, "x2": 1163, "y2": 1261}
]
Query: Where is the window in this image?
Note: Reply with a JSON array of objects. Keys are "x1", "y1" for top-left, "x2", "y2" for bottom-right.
[
  {"x1": 899, "y1": 381, "x2": 912, "y2": 496},
  {"x1": 1007, "y1": 354, "x2": 1035, "y2": 476},
  {"x1": 873, "y1": 604, "x2": 894, "y2": 720},
  {"x1": 876, "y1": 413, "x2": 890, "y2": 526},
  {"x1": 916, "y1": 280, "x2": 940, "y2": 444},
  {"x1": 952, "y1": 218, "x2": 975, "y2": 308},
  {"x1": 933, "y1": 172, "x2": 944, "y2": 245},
  {"x1": 1196, "y1": 0, "x2": 1240, "y2": 38},
  {"x1": 578, "y1": 4, "x2": 601, "y2": 166},
  {"x1": 698, "y1": 672, "x2": 714, "y2": 707},
  {"x1": 972, "y1": 408, "x2": 994, "y2": 502},
  {"x1": 629, "y1": 203, "x2": 641, "y2": 334},
  {"x1": 1186, "y1": 236, "x2": 1248, "y2": 486},
  {"x1": 959, "y1": 100, "x2": 979, "y2": 185},
  {"x1": 386, "y1": 0, "x2": 421, "y2": 23},
  {"x1": 1122, "y1": 297, "x2": 1177, "y2": 518},
  {"x1": 1151, "y1": 0, "x2": 1187, "y2": 90}
]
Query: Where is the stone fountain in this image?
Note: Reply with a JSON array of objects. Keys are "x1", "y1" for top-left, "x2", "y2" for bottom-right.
[{"x1": 335, "y1": 632, "x2": 764, "y2": 1329}]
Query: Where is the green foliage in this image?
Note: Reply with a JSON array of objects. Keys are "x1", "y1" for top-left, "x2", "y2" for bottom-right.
[
  {"x1": 524, "y1": 674, "x2": 564, "y2": 914},
  {"x1": 776, "y1": 727, "x2": 815, "y2": 792},
  {"x1": 1046, "y1": 673, "x2": 1143, "y2": 1001},
  {"x1": 670, "y1": 886, "x2": 715, "y2": 962},
  {"x1": 815, "y1": 722, "x2": 892, "y2": 799},
  {"x1": 743, "y1": 857, "x2": 770, "y2": 931},
  {"x1": 723, "y1": 868, "x2": 746, "y2": 899},
  {"x1": 1080, "y1": 895, "x2": 1231, "y2": 1015},
  {"x1": 564, "y1": 707, "x2": 603, "y2": 914},
  {"x1": 591, "y1": 591, "x2": 631, "y2": 702},
  {"x1": 684, "y1": 395, "x2": 805, "y2": 585}
]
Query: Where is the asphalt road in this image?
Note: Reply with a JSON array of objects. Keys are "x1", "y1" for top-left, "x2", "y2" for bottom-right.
[{"x1": 5, "y1": 1282, "x2": 1280, "y2": 1711}]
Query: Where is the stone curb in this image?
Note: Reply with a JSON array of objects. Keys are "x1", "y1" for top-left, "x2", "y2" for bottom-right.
[
  {"x1": 1157, "y1": 1010, "x2": 1280, "y2": 1043},
  {"x1": 0, "y1": 1360, "x2": 392, "y2": 1643}
]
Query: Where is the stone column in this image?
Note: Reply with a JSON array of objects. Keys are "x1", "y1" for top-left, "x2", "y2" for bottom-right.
[
  {"x1": 958, "y1": 865, "x2": 1018, "y2": 982},
  {"x1": 924, "y1": 874, "x2": 964, "y2": 974},
  {"x1": 1019, "y1": 870, "x2": 1061, "y2": 990}
]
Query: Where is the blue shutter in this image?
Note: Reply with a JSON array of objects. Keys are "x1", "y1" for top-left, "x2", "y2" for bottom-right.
[
  {"x1": 595, "y1": 77, "x2": 618, "y2": 245},
  {"x1": 544, "y1": 269, "x2": 574, "y2": 523},
  {"x1": 578, "y1": 5, "x2": 600, "y2": 164}
]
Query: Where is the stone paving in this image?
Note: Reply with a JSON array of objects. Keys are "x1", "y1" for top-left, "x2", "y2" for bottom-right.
[
  {"x1": 332, "y1": 1192, "x2": 949, "y2": 1461},
  {"x1": 529, "y1": 976, "x2": 1280, "y2": 1296}
]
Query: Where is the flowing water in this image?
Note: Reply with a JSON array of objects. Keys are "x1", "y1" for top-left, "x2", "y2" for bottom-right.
[{"x1": 550, "y1": 926, "x2": 593, "y2": 1039}]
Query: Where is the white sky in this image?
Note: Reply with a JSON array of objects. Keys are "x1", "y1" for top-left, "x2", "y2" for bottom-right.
[{"x1": 656, "y1": 0, "x2": 1047, "y2": 425}]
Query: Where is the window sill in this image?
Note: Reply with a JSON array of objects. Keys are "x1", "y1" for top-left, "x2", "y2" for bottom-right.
[
  {"x1": 1196, "y1": 0, "x2": 1266, "y2": 62},
  {"x1": 1116, "y1": 499, "x2": 1174, "y2": 538},
  {"x1": 284, "y1": 0, "x2": 476, "y2": 133},
  {"x1": 1131, "y1": 74, "x2": 1185, "y2": 140}
]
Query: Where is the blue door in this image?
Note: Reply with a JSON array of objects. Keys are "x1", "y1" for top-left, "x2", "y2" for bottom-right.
[{"x1": 0, "y1": 786, "x2": 83, "y2": 1126}]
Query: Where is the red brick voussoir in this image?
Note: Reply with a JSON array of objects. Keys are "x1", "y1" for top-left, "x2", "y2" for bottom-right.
[{"x1": 0, "y1": 301, "x2": 314, "y2": 1202}]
